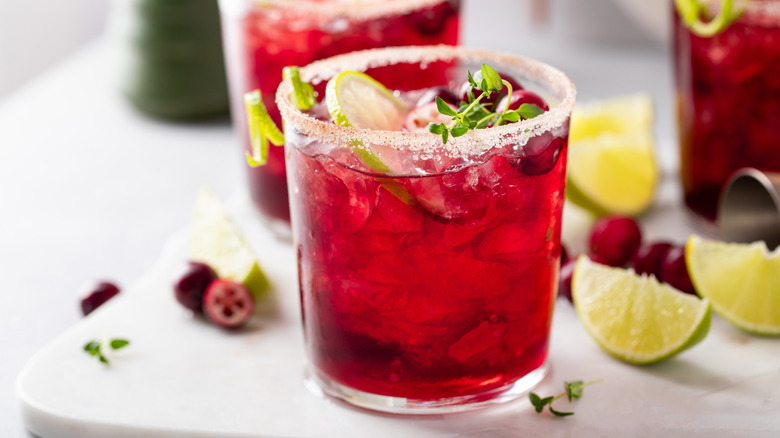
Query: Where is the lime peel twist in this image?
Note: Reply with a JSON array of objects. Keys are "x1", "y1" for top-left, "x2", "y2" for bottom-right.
[
  {"x1": 244, "y1": 90, "x2": 284, "y2": 167},
  {"x1": 674, "y1": 0, "x2": 746, "y2": 37}
]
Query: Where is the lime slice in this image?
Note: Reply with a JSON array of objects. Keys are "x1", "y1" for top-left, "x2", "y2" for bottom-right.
[
  {"x1": 566, "y1": 131, "x2": 658, "y2": 216},
  {"x1": 244, "y1": 90, "x2": 284, "y2": 167},
  {"x1": 572, "y1": 256, "x2": 711, "y2": 364},
  {"x1": 190, "y1": 186, "x2": 270, "y2": 301},
  {"x1": 674, "y1": 0, "x2": 744, "y2": 37},
  {"x1": 326, "y1": 71, "x2": 408, "y2": 131},
  {"x1": 569, "y1": 93, "x2": 653, "y2": 144},
  {"x1": 686, "y1": 236, "x2": 780, "y2": 336}
]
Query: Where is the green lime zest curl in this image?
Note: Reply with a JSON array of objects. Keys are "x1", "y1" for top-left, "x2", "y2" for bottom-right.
[
  {"x1": 244, "y1": 90, "x2": 284, "y2": 167},
  {"x1": 674, "y1": 0, "x2": 747, "y2": 37}
]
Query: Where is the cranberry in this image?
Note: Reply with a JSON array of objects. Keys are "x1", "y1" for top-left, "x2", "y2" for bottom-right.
[
  {"x1": 457, "y1": 72, "x2": 524, "y2": 110},
  {"x1": 631, "y1": 242, "x2": 674, "y2": 279},
  {"x1": 588, "y1": 216, "x2": 642, "y2": 267},
  {"x1": 173, "y1": 261, "x2": 218, "y2": 314},
  {"x1": 495, "y1": 89, "x2": 549, "y2": 115},
  {"x1": 203, "y1": 279, "x2": 255, "y2": 329},
  {"x1": 512, "y1": 137, "x2": 564, "y2": 176},
  {"x1": 558, "y1": 258, "x2": 578, "y2": 303},
  {"x1": 405, "y1": 1, "x2": 456, "y2": 36},
  {"x1": 658, "y1": 247, "x2": 697, "y2": 295},
  {"x1": 416, "y1": 86, "x2": 459, "y2": 108},
  {"x1": 561, "y1": 244, "x2": 569, "y2": 265},
  {"x1": 80, "y1": 281, "x2": 120, "y2": 316}
]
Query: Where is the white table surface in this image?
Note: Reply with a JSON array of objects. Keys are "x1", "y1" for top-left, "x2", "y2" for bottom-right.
[{"x1": 0, "y1": 5, "x2": 676, "y2": 435}]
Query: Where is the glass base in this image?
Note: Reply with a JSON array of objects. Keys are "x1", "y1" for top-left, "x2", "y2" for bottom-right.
[{"x1": 305, "y1": 363, "x2": 548, "y2": 415}]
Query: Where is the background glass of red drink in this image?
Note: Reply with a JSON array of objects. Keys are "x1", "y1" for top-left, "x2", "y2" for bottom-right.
[
  {"x1": 673, "y1": 0, "x2": 780, "y2": 224},
  {"x1": 218, "y1": 0, "x2": 461, "y2": 234},
  {"x1": 277, "y1": 46, "x2": 576, "y2": 413}
]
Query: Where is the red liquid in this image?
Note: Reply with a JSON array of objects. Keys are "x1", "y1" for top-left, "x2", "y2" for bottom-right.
[
  {"x1": 673, "y1": 4, "x2": 780, "y2": 222},
  {"x1": 220, "y1": 1, "x2": 461, "y2": 223},
  {"x1": 287, "y1": 123, "x2": 568, "y2": 399}
]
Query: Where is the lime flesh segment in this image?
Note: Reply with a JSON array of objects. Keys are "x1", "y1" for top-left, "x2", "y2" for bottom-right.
[
  {"x1": 190, "y1": 186, "x2": 270, "y2": 301},
  {"x1": 686, "y1": 236, "x2": 780, "y2": 336},
  {"x1": 326, "y1": 71, "x2": 408, "y2": 131},
  {"x1": 567, "y1": 132, "x2": 658, "y2": 216},
  {"x1": 572, "y1": 256, "x2": 711, "y2": 364}
]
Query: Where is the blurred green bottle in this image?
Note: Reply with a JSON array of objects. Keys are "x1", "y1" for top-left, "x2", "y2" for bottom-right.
[{"x1": 122, "y1": 0, "x2": 229, "y2": 120}]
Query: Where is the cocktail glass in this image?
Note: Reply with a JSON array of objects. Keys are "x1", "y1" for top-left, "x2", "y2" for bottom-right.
[
  {"x1": 218, "y1": 0, "x2": 461, "y2": 233},
  {"x1": 276, "y1": 46, "x2": 576, "y2": 413},
  {"x1": 673, "y1": 0, "x2": 780, "y2": 224}
]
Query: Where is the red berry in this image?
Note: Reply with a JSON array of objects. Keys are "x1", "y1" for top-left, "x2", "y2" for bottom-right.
[
  {"x1": 560, "y1": 244, "x2": 569, "y2": 265},
  {"x1": 80, "y1": 281, "x2": 120, "y2": 316},
  {"x1": 173, "y1": 261, "x2": 217, "y2": 314},
  {"x1": 558, "y1": 258, "x2": 577, "y2": 303},
  {"x1": 495, "y1": 89, "x2": 549, "y2": 116},
  {"x1": 203, "y1": 279, "x2": 255, "y2": 328},
  {"x1": 588, "y1": 216, "x2": 642, "y2": 267},
  {"x1": 658, "y1": 247, "x2": 696, "y2": 295},
  {"x1": 416, "y1": 86, "x2": 458, "y2": 108},
  {"x1": 631, "y1": 242, "x2": 674, "y2": 279}
]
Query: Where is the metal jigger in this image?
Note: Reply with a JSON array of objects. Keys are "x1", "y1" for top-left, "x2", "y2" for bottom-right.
[{"x1": 718, "y1": 168, "x2": 780, "y2": 249}]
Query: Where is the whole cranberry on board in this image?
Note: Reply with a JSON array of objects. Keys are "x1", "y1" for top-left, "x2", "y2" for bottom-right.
[
  {"x1": 588, "y1": 216, "x2": 642, "y2": 267},
  {"x1": 80, "y1": 281, "x2": 121, "y2": 316},
  {"x1": 173, "y1": 261, "x2": 218, "y2": 314}
]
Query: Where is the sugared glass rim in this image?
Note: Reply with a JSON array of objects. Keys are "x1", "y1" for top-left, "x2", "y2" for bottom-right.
[
  {"x1": 220, "y1": 0, "x2": 452, "y2": 21},
  {"x1": 276, "y1": 45, "x2": 576, "y2": 158}
]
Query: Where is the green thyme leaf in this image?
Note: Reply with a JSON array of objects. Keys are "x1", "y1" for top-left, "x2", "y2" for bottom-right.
[
  {"x1": 564, "y1": 380, "x2": 584, "y2": 402},
  {"x1": 441, "y1": 129, "x2": 449, "y2": 144},
  {"x1": 549, "y1": 406, "x2": 575, "y2": 417},
  {"x1": 451, "y1": 126, "x2": 469, "y2": 137},
  {"x1": 501, "y1": 111, "x2": 520, "y2": 122},
  {"x1": 436, "y1": 97, "x2": 457, "y2": 117},
  {"x1": 530, "y1": 379, "x2": 602, "y2": 417},
  {"x1": 529, "y1": 392, "x2": 548, "y2": 413},
  {"x1": 428, "y1": 122, "x2": 445, "y2": 135},
  {"x1": 481, "y1": 64, "x2": 503, "y2": 94},
  {"x1": 84, "y1": 341, "x2": 100, "y2": 353},
  {"x1": 518, "y1": 103, "x2": 544, "y2": 120},
  {"x1": 110, "y1": 339, "x2": 130, "y2": 350}
]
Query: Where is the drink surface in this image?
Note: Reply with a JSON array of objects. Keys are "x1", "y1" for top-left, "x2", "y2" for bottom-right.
[
  {"x1": 674, "y1": 3, "x2": 780, "y2": 222},
  {"x1": 287, "y1": 87, "x2": 568, "y2": 399},
  {"x1": 220, "y1": 0, "x2": 461, "y2": 223}
]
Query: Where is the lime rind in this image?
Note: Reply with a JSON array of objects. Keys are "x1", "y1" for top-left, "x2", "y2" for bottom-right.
[
  {"x1": 674, "y1": 0, "x2": 744, "y2": 37},
  {"x1": 191, "y1": 186, "x2": 271, "y2": 302},
  {"x1": 572, "y1": 256, "x2": 711, "y2": 364},
  {"x1": 283, "y1": 66, "x2": 316, "y2": 111},
  {"x1": 686, "y1": 236, "x2": 780, "y2": 336},
  {"x1": 326, "y1": 70, "x2": 408, "y2": 131},
  {"x1": 244, "y1": 90, "x2": 284, "y2": 167}
]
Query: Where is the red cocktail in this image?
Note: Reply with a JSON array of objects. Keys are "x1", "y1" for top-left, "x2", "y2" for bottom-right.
[
  {"x1": 673, "y1": 1, "x2": 780, "y2": 222},
  {"x1": 277, "y1": 46, "x2": 575, "y2": 412},
  {"x1": 219, "y1": 0, "x2": 460, "y2": 229}
]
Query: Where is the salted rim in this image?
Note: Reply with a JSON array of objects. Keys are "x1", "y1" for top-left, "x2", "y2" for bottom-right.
[
  {"x1": 276, "y1": 45, "x2": 576, "y2": 158},
  {"x1": 237, "y1": 0, "x2": 452, "y2": 20}
]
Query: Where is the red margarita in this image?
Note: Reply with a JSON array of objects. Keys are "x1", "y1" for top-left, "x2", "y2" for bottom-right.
[
  {"x1": 219, "y1": 0, "x2": 461, "y2": 227},
  {"x1": 673, "y1": 0, "x2": 780, "y2": 222},
  {"x1": 276, "y1": 46, "x2": 575, "y2": 413}
]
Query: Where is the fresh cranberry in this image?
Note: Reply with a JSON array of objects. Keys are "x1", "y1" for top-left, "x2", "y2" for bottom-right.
[
  {"x1": 416, "y1": 86, "x2": 459, "y2": 108},
  {"x1": 203, "y1": 279, "x2": 255, "y2": 329},
  {"x1": 558, "y1": 258, "x2": 577, "y2": 303},
  {"x1": 588, "y1": 216, "x2": 642, "y2": 267},
  {"x1": 405, "y1": 1, "x2": 456, "y2": 36},
  {"x1": 658, "y1": 247, "x2": 697, "y2": 295},
  {"x1": 495, "y1": 89, "x2": 549, "y2": 115},
  {"x1": 173, "y1": 261, "x2": 218, "y2": 314},
  {"x1": 457, "y1": 72, "x2": 524, "y2": 110},
  {"x1": 631, "y1": 242, "x2": 674, "y2": 279},
  {"x1": 512, "y1": 137, "x2": 564, "y2": 176},
  {"x1": 80, "y1": 281, "x2": 121, "y2": 316}
]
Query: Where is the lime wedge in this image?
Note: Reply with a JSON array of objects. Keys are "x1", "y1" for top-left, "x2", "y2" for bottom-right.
[
  {"x1": 572, "y1": 256, "x2": 711, "y2": 364},
  {"x1": 326, "y1": 71, "x2": 408, "y2": 131},
  {"x1": 190, "y1": 186, "x2": 270, "y2": 301},
  {"x1": 566, "y1": 131, "x2": 658, "y2": 216},
  {"x1": 569, "y1": 93, "x2": 653, "y2": 143},
  {"x1": 244, "y1": 90, "x2": 284, "y2": 167},
  {"x1": 686, "y1": 236, "x2": 780, "y2": 336},
  {"x1": 566, "y1": 94, "x2": 658, "y2": 216}
]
